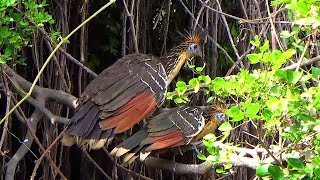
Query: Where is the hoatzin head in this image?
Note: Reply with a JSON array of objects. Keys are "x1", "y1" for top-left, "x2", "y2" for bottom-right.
[
  {"x1": 62, "y1": 32, "x2": 205, "y2": 150},
  {"x1": 163, "y1": 33, "x2": 203, "y2": 85},
  {"x1": 110, "y1": 105, "x2": 227, "y2": 164}
]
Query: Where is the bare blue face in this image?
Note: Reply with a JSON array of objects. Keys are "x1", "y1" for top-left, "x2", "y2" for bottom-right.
[
  {"x1": 187, "y1": 43, "x2": 202, "y2": 57},
  {"x1": 215, "y1": 113, "x2": 226, "y2": 121}
]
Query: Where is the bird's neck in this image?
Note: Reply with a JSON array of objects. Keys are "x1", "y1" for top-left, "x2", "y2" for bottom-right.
[{"x1": 160, "y1": 51, "x2": 191, "y2": 85}]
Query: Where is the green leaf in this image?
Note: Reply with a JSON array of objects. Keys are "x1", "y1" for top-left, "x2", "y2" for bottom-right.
[
  {"x1": 226, "y1": 106, "x2": 245, "y2": 121},
  {"x1": 245, "y1": 103, "x2": 261, "y2": 118},
  {"x1": 0, "y1": 26, "x2": 11, "y2": 38},
  {"x1": 224, "y1": 163, "x2": 232, "y2": 169},
  {"x1": 256, "y1": 164, "x2": 271, "y2": 177},
  {"x1": 206, "y1": 155, "x2": 218, "y2": 164},
  {"x1": 203, "y1": 133, "x2": 217, "y2": 141},
  {"x1": 206, "y1": 96, "x2": 214, "y2": 103},
  {"x1": 287, "y1": 70, "x2": 302, "y2": 84},
  {"x1": 226, "y1": 105, "x2": 240, "y2": 117},
  {"x1": 0, "y1": 56, "x2": 6, "y2": 64},
  {"x1": 287, "y1": 158, "x2": 305, "y2": 169},
  {"x1": 207, "y1": 147, "x2": 215, "y2": 155},
  {"x1": 63, "y1": 39, "x2": 70, "y2": 43},
  {"x1": 175, "y1": 81, "x2": 187, "y2": 95},
  {"x1": 216, "y1": 168, "x2": 226, "y2": 174},
  {"x1": 220, "y1": 131, "x2": 230, "y2": 141},
  {"x1": 212, "y1": 77, "x2": 225, "y2": 88},
  {"x1": 280, "y1": 30, "x2": 292, "y2": 38},
  {"x1": 174, "y1": 97, "x2": 186, "y2": 104},
  {"x1": 202, "y1": 139, "x2": 214, "y2": 148},
  {"x1": 2, "y1": 0, "x2": 16, "y2": 6},
  {"x1": 282, "y1": 49, "x2": 296, "y2": 59},
  {"x1": 176, "y1": 81, "x2": 186, "y2": 88},
  {"x1": 260, "y1": 40, "x2": 269, "y2": 53},
  {"x1": 197, "y1": 154, "x2": 206, "y2": 161},
  {"x1": 268, "y1": 165, "x2": 284, "y2": 180},
  {"x1": 304, "y1": 163, "x2": 314, "y2": 174},
  {"x1": 198, "y1": 75, "x2": 211, "y2": 84},
  {"x1": 261, "y1": 109, "x2": 273, "y2": 120},
  {"x1": 218, "y1": 122, "x2": 232, "y2": 132},
  {"x1": 247, "y1": 53, "x2": 260, "y2": 64},
  {"x1": 312, "y1": 67, "x2": 320, "y2": 79},
  {"x1": 166, "y1": 92, "x2": 173, "y2": 100},
  {"x1": 271, "y1": 0, "x2": 291, "y2": 6},
  {"x1": 187, "y1": 60, "x2": 195, "y2": 69},
  {"x1": 196, "y1": 63, "x2": 206, "y2": 73},
  {"x1": 275, "y1": 70, "x2": 287, "y2": 80},
  {"x1": 188, "y1": 78, "x2": 201, "y2": 93},
  {"x1": 250, "y1": 35, "x2": 260, "y2": 46},
  {"x1": 300, "y1": 74, "x2": 312, "y2": 82},
  {"x1": 231, "y1": 113, "x2": 245, "y2": 122}
]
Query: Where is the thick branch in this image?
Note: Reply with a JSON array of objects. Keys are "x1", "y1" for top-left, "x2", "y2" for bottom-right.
[
  {"x1": 1, "y1": 64, "x2": 77, "y2": 109},
  {"x1": 282, "y1": 55, "x2": 320, "y2": 70},
  {"x1": 5, "y1": 109, "x2": 43, "y2": 180},
  {"x1": 142, "y1": 142, "x2": 300, "y2": 175},
  {"x1": 25, "y1": 96, "x2": 70, "y2": 124}
]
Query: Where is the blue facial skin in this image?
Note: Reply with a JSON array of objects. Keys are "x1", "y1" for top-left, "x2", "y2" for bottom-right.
[
  {"x1": 187, "y1": 44, "x2": 202, "y2": 57},
  {"x1": 215, "y1": 113, "x2": 226, "y2": 121},
  {"x1": 188, "y1": 44, "x2": 198, "y2": 51}
]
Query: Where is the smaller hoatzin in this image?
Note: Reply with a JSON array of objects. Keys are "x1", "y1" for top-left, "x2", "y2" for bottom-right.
[
  {"x1": 62, "y1": 34, "x2": 203, "y2": 149},
  {"x1": 110, "y1": 105, "x2": 226, "y2": 164}
]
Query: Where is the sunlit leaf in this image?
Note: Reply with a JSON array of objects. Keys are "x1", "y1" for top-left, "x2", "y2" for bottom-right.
[
  {"x1": 287, "y1": 158, "x2": 305, "y2": 169},
  {"x1": 197, "y1": 154, "x2": 206, "y2": 161},
  {"x1": 268, "y1": 165, "x2": 284, "y2": 180},
  {"x1": 218, "y1": 122, "x2": 232, "y2": 132},
  {"x1": 256, "y1": 164, "x2": 271, "y2": 177}
]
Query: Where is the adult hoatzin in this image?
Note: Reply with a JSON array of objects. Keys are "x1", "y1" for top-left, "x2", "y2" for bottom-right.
[
  {"x1": 110, "y1": 105, "x2": 226, "y2": 164},
  {"x1": 62, "y1": 34, "x2": 203, "y2": 149}
]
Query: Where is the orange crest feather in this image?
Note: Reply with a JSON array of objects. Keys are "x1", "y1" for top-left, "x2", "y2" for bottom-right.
[{"x1": 185, "y1": 34, "x2": 201, "y2": 45}]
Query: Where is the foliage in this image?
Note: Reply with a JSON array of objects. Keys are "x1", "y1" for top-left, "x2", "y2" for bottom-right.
[
  {"x1": 167, "y1": 0, "x2": 320, "y2": 179},
  {"x1": 0, "y1": 0, "x2": 57, "y2": 64}
]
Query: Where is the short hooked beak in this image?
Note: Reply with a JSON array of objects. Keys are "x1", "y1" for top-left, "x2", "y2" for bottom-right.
[{"x1": 196, "y1": 49, "x2": 203, "y2": 58}]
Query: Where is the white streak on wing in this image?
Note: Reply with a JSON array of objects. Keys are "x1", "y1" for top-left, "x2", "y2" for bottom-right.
[
  {"x1": 177, "y1": 107, "x2": 205, "y2": 138},
  {"x1": 139, "y1": 78, "x2": 155, "y2": 94},
  {"x1": 143, "y1": 62, "x2": 167, "y2": 85},
  {"x1": 145, "y1": 70, "x2": 164, "y2": 91}
]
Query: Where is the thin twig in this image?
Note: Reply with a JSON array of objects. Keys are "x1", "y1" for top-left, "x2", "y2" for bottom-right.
[
  {"x1": 79, "y1": 0, "x2": 89, "y2": 96},
  {"x1": 31, "y1": 128, "x2": 67, "y2": 180},
  {"x1": 83, "y1": 150, "x2": 113, "y2": 180},
  {"x1": 266, "y1": 0, "x2": 284, "y2": 51},
  {"x1": 102, "y1": 147, "x2": 153, "y2": 180},
  {"x1": 295, "y1": 40, "x2": 311, "y2": 71},
  {"x1": 122, "y1": 0, "x2": 139, "y2": 53},
  {"x1": 177, "y1": 0, "x2": 237, "y2": 68},
  {"x1": 214, "y1": 0, "x2": 241, "y2": 62},
  {"x1": 0, "y1": 77, "x2": 10, "y2": 151}
]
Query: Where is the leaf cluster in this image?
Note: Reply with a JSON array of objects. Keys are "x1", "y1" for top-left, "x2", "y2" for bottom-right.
[
  {"x1": 0, "y1": 0, "x2": 57, "y2": 64},
  {"x1": 166, "y1": 0, "x2": 320, "y2": 178}
]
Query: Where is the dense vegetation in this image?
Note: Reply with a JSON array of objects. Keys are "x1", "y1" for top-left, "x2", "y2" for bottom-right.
[{"x1": 0, "y1": 0, "x2": 319, "y2": 179}]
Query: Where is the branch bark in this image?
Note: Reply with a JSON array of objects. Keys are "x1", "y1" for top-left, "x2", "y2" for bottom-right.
[
  {"x1": 142, "y1": 142, "x2": 300, "y2": 175},
  {"x1": 1, "y1": 64, "x2": 78, "y2": 179},
  {"x1": 1, "y1": 64, "x2": 77, "y2": 109}
]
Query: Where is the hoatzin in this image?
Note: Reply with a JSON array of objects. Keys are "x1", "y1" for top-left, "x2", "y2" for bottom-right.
[
  {"x1": 62, "y1": 34, "x2": 203, "y2": 149},
  {"x1": 110, "y1": 105, "x2": 226, "y2": 164}
]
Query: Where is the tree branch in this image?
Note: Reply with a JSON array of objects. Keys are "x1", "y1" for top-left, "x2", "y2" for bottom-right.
[
  {"x1": 1, "y1": 64, "x2": 77, "y2": 109},
  {"x1": 282, "y1": 55, "x2": 320, "y2": 70},
  {"x1": 141, "y1": 142, "x2": 300, "y2": 175}
]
